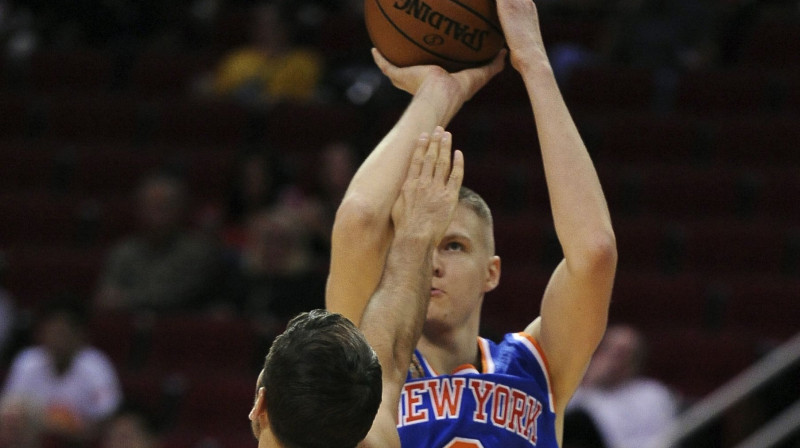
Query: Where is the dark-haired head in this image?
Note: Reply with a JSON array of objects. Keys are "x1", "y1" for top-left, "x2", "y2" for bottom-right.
[
  {"x1": 36, "y1": 296, "x2": 89, "y2": 373},
  {"x1": 254, "y1": 309, "x2": 382, "y2": 448}
]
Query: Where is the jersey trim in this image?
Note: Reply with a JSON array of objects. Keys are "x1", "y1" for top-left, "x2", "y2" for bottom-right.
[
  {"x1": 452, "y1": 364, "x2": 480, "y2": 375},
  {"x1": 420, "y1": 350, "x2": 438, "y2": 376},
  {"x1": 513, "y1": 332, "x2": 556, "y2": 413},
  {"x1": 477, "y1": 337, "x2": 495, "y2": 373}
]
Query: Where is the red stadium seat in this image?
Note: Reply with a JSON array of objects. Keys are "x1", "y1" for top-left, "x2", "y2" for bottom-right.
[
  {"x1": 784, "y1": 70, "x2": 800, "y2": 114},
  {"x1": 173, "y1": 373, "x2": 257, "y2": 436},
  {"x1": 148, "y1": 99, "x2": 249, "y2": 147},
  {"x1": 644, "y1": 327, "x2": 759, "y2": 399},
  {"x1": 0, "y1": 142, "x2": 58, "y2": 190},
  {"x1": 492, "y1": 213, "x2": 553, "y2": 265},
  {"x1": 605, "y1": 167, "x2": 742, "y2": 218},
  {"x1": 674, "y1": 69, "x2": 773, "y2": 115},
  {"x1": 28, "y1": 50, "x2": 115, "y2": 94},
  {"x1": 4, "y1": 244, "x2": 104, "y2": 307},
  {"x1": 0, "y1": 93, "x2": 33, "y2": 142},
  {"x1": 740, "y1": 18, "x2": 800, "y2": 69},
  {"x1": 263, "y1": 103, "x2": 362, "y2": 153},
  {"x1": 0, "y1": 190, "x2": 82, "y2": 245},
  {"x1": 564, "y1": 65, "x2": 655, "y2": 113},
  {"x1": 88, "y1": 311, "x2": 139, "y2": 370},
  {"x1": 129, "y1": 52, "x2": 216, "y2": 99},
  {"x1": 709, "y1": 116, "x2": 800, "y2": 167},
  {"x1": 725, "y1": 275, "x2": 800, "y2": 341},
  {"x1": 680, "y1": 220, "x2": 790, "y2": 275},
  {"x1": 609, "y1": 271, "x2": 707, "y2": 330},
  {"x1": 145, "y1": 315, "x2": 258, "y2": 374},
  {"x1": 588, "y1": 114, "x2": 704, "y2": 166},
  {"x1": 40, "y1": 94, "x2": 141, "y2": 144},
  {"x1": 483, "y1": 264, "x2": 551, "y2": 332},
  {"x1": 541, "y1": 17, "x2": 605, "y2": 52}
]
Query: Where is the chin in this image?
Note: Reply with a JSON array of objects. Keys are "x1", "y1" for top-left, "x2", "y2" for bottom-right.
[{"x1": 423, "y1": 312, "x2": 454, "y2": 335}]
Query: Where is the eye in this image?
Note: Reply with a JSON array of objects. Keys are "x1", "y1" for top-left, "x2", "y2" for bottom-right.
[{"x1": 444, "y1": 241, "x2": 465, "y2": 251}]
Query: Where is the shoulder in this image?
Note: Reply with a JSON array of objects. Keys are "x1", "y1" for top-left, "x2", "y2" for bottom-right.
[
  {"x1": 73, "y1": 347, "x2": 118, "y2": 373},
  {"x1": 483, "y1": 333, "x2": 552, "y2": 382},
  {"x1": 494, "y1": 333, "x2": 550, "y2": 366},
  {"x1": 628, "y1": 378, "x2": 677, "y2": 400},
  {"x1": 9, "y1": 347, "x2": 48, "y2": 368}
]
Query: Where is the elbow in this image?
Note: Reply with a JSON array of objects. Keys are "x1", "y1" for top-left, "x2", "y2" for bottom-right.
[
  {"x1": 574, "y1": 230, "x2": 618, "y2": 276},
  {"x1": 332, "y1": 193, "x2": 383, "y2": 237}
]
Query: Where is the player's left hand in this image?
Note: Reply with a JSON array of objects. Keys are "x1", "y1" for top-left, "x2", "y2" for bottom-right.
[
  {"x1": 495, "y1": 0, "x2": 547, "y2": 72},
  {"x1": 391, "y1": 127, "x2": 463, "y2": 245}
]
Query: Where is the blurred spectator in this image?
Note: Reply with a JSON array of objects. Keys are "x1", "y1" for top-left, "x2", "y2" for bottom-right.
[
  {"x1": 315, "y1": 141, "x2": 357, "y2": 216},
  {"x1": 223, "y1": 150, "x2": 292, "y2": 247},
  {"x1": 1, "y1": 299, "x2": 122, "y2": 444},
  {"x1": 94, "y1": 172, "x2": 226, "y2": 313},
  {"x1": 206, "y1": 2, "x2": 324, "y2": 106},
  {"x1": 564, "y1": 324, "x2": 678, "y2": 448},
  {"x1": 604, "y1": 0, "x2": 720, "y2": 71},
  {"x1": 0, "y1": 395, "x2": 43, "y2": 448},
  {"x1": 305, "y1": 141, "x2": 358, "y2": 258},
  {"x1": 99, "y1": 406, "x2": 159, "y2": 448},
  {"x1": 232, "y1": 205, "x2": 325, "y2": 341}
]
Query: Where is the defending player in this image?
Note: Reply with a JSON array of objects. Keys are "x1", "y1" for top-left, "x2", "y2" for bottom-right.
[
  {"x1": 326, "y1": 0, "x2": 617, "y2": 446},
  {"x1": 249, "y1": 130, "x2": 465, "y2": 448}
]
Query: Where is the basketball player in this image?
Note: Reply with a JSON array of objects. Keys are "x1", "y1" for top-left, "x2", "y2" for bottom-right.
[
  {"x1": 326, "y1": 0, "x2": 617, "y2": 446},
  {"x1": 249, "y1": 130, "x2": 465, "y2": 447}
]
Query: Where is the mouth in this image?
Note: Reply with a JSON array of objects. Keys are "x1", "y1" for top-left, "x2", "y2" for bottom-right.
[{"x1": 430, "y1": 288, "x2": 444, "y2": 297}]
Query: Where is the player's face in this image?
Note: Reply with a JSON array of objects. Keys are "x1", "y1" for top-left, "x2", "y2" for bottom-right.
[{"x1": 427, "y1": 204, "x2": 499, "y2": 330}]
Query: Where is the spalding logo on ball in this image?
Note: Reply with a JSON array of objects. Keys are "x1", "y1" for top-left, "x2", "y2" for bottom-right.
[{"x1": 365, "y1": 0, "x2": 505, "y2": 72}]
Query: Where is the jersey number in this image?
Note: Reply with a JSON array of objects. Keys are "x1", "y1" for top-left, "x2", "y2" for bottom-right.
[{"x1": 444, "y1": 438, "x2": 484, "y2": 448}]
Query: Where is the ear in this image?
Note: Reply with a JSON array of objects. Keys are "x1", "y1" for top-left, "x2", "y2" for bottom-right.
[
  {"x1": 483, "y1": 255, "x2": 501, "y2": 293},
  {"x1": 249, "y1": 387, "x2": 268, "y2": 427}
]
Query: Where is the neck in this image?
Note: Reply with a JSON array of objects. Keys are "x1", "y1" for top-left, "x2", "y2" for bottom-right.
[
  {"x1": 417, "y1": 313, "x2": 482, "y2": 374},
  {"x1": 258, "y1": 428, "x2": 283, "y2": 448}
]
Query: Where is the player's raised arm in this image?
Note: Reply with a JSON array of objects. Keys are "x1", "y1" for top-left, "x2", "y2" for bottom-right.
[
  {"x1": 497, "y1": 0, "x2": 617, "y2": 427},
  {"x1": 357, "y1": 131, "x2": 464, "y2": 447},
  {"x1": 326, "y1": 50, "x2": 505, "y2": 326}
]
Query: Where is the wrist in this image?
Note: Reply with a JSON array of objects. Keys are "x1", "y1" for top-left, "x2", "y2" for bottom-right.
[
  {"x1": 392, "y1": 229, "x2": 435, "y2": 252},
  {"x1": 415, "y1": 77, "x2": 467, "y2": 124},
  {"x1": 513, "y1": 48, "x2": 552, "y2": 78}
]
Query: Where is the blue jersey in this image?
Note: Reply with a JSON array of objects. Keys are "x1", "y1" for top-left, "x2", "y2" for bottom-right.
[{"x1": 398, "y1": 332, "x2": 559, "y2": 448}]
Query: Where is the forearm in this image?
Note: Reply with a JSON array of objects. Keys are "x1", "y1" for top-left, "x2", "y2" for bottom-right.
[
  {"x1": 360, "y1": 235, "x2": 432, "y2": 380},
  {"x1": 518, "y1": 52, "x2": 615, "y2": 263}
]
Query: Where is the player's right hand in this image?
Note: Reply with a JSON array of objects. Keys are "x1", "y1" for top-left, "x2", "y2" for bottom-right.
[
  {"x1": 391, "y1": 127, "x2": 463, "y2": 245},
  {"x1": 372, "y1": 48, "x2": 505, "y2": 103}
]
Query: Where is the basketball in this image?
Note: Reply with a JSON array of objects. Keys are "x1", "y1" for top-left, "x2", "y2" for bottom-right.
[{"x1": 364, "y1": 0, "x2": 505, "y2": 72}]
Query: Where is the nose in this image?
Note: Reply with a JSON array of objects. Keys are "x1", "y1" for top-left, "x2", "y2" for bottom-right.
[{"x1": 432, "y1": 250, "x2": 443, "y2": 277}]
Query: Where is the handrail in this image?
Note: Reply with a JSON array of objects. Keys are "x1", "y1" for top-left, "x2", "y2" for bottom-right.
[
  {"x1": 734, "y1": 399, "x2": 800, "y2": 448},
  {"x1": 649, "y1": 331, "x2": 800, "y2": 448}
]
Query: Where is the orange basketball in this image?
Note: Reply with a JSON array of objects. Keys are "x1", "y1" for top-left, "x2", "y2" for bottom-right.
[{"x1": 365, "y1": 0, "x2": 505, "y2": 72}]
